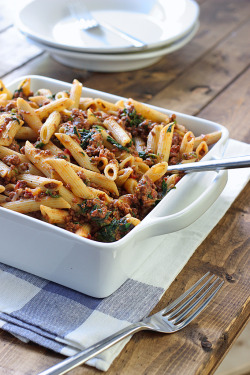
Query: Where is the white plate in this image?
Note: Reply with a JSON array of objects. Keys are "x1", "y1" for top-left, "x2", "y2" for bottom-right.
[
  {"x1": 16, "y1": 0, "x2": 199, "y2": 54},
  {"x1": 0, "y1": 76, "x2": 228, "y2": 298},
  {"x1": 26, "y1": 21, "x2": 199, "y2": 72}
]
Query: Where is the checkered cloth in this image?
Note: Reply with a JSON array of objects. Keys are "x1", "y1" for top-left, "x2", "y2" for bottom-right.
[{"x1": 0, "y1": 139, "x2": 249, "y2": 371}]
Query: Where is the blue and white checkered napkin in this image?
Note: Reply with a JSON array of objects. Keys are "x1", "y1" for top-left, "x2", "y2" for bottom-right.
[{"x1": 0, "y1": 139, "x2": 249, "y2": 371}]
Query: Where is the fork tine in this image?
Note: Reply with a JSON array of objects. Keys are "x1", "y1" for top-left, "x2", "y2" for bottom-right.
[
  {"x1": 160, "y1": 272, "x2": 211, "y2": 315},
  {"x1": 171, "y1": 277, "x2": 220, "y2": 324},
  {"x1": 167, "y1": 274, "x2": 216, "y2": 319},
  {"x1": 173, "y1": 279, "x2": 224, "y2": 327}
]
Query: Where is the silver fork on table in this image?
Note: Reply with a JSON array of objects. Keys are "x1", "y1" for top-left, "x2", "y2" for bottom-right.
[
  {"x1": 38, "y1": 272, "x2": 224, "y2": 375},
  {"x1": 68, "y1": 0, "x2": 146, "y2": 49}
]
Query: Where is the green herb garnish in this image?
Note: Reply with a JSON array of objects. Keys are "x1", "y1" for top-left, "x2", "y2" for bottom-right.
[
  {"x1": 34, "y1": 141, "x2": 45, "y2": 149},
  {"x1": 46, "y1": 190, "x2": 60, "y2": 198},
  {"x1": 96, "y1": 218, "x2": 133, "y2": 243},
  {"x1": 138, "y1": 151, "x2": 157, "y2": 160},
  {"x1": 122, "y1": 108, "x2": 144, "y2": 127},
  {"x1": 107, "y1": 136, "x2": 131, "y2": 152}
]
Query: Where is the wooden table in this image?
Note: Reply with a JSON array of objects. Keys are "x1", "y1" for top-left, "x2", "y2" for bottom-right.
[{"x1": 0, "y1": 0, "x2": 249, "y2": 374}]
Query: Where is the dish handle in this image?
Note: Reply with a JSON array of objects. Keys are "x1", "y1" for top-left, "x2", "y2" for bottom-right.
[{"x1": 133, "y1": 169, "x2": 228, "y2": 240}]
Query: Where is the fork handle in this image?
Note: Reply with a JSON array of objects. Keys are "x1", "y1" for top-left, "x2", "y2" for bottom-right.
[{"x1": 38, "y1": 322, "x2": 146, "y2": 375}]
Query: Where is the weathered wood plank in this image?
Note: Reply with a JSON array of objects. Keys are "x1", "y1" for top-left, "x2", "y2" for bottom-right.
[
  {"x1": 3, "y1": 0, "x2": 250, "y2": 104},
  {"x1": 198, "y1": 67, "x2": 250, "y2": 143},
  {"x1": 0, "y1": 27, "x2": 42, "y2": 77},
  {"x1": 148, "y1": 20, "x2": 250, "y2": 115},
  {"x1": 81, "y1": 0, "x2": 250, "y2": 100}
]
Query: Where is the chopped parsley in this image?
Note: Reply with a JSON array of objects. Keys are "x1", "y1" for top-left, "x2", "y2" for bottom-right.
[
  {"x1": 96, "y1": 218, "x2": 134, "y2": 243},
  {"x1": 34, "y1": 141, "x2": 45, "y2": 149},
  {"x1": 122, "y1": 108, "x2": 144, "y2": 127},
  {"x1": 107, "y1": 136, "x2": 131, "y2": 152},
  {"x1": 162, "y1": 179, "x2": 168, "y2": 196},
  {"x1": 79, "y1": 129, "x2": 92, "y2": 149},
  {"x1": 46, "y1": 190, "x2": 60, "y2": 198},
  {"x1": 138, "y1": 151, "x2": 157, "y2": 160}
]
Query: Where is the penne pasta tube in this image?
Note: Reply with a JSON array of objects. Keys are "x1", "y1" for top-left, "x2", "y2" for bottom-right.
[
  {"x1": 115, "y1": 167, "x2": 133, "y2": 187},
  {"x1": 17, "y1": 78, "x2": 31, "y2": 97},
  {"x1": 0, "y1": 80, "x2": 12, "y2": 99},
  {"x1": 119, "y1": 155, "x2": 134, "y2": 169},
  {"x1": 36, "y1": 88, "x2": 52, "y2": 97},
  {"x1": 104, "y1": 162, "x2": 119, "y2": 181},
  {"x1": 126, "y1": 98, "x2": 170, "y2": 123},
  {"x1": 166, "y1": 174, "x2": 180, "y2": 190},
  {"x1": 96, "y1": 156, "x2": 108, "y2": 171},
  {"x1": 133, "y1": 158, "x2": 150, "y2": 174},
  {"x1": 146, "y1": 124, "x2": 163, "y2": 153},
  {"x1": 103, "y1": 116, "x2": 131, "y2": 146},
  {"x1": 143, "y1": 162, "x2": 168, "y2": 183},
  {"x1": 17, "y1": 97, "x2": 43, "y2": 134},
  {"x1": 194, "y1": 131, "x2": 222, "y2": 149},
  {"x1": 125, "y1": 213, "x2": 141, "y2": 226},
  {"x1": 157, "y1": 122, "x2": 175, "y2": 162},
  {"x1": 123, "y1": 178, "x2": 138, "y2": 194},
  {"x1": 0, "y1": 114, "x2": 24, "y2": 146},
  {"x1": 88, "y1": 187, "x2": 113, "y2": 203},
  {"x1": 40, "y1": 111, "x2": 61, "y2": 144},
  {"x1": 28, "y1": 95, "x2": 51, "y2": 107},
  {"x1": 1, "y1": 196, "x2": 70, "y2": 213},
  {"x1": 94, "y1": 98, "x2": 119, "y2": 113},
  {"x1": 46, "y1": 158, "x2": 94, "y2": 199},
  {"x1": 79, "y1": 97, "x2": 96, "y2": 110},
  {"x1": 55, "y1": 133, "x2": 99, "y2": 173},
  {"x1": 180, "y1": 131, "x2": 195, "y2": 157},
  {"x1": 58, "y1": 185, "x2": 82, "y2": 211},
  {"x1": 0, "y1": 185, "x2": 5, "y2": 193},
  {"x1": 55, "y1": 91, "x2": 69, "y2": 100},
  {"x1": 43, "y1": 141, "x2": 70, "y2": 162},
  {"x1": 196, "y1": 141, "x2": 209, "y2": 160},
  {"x1": 70, "y1": 79, "x2": 82, "y2": 109},
  {"x1": 24, "y1": 141, "x2": 54, "y2": 178},
  {"x1": 69, "y1": 162, "x2": 119, "y2": 196},
  {"x1": 17, "y1": 174, "x2": 62, "y2": 190},
  {"x1": 40, "y1": 205, "x2": 69, "y2": 224},
  {"x1": 16, "y1": 126, "x2": 37, "y2": 141},
  {"x1": 0, "y1": 145, "x2": 43, "y2": 176},
  {"x1": 134, "y1": 136, "x2": 145, "y2": 152},
  {"x1": 87, "y1": 108, "x2": 102, "y2": 126},
  {"x1": 35, "y1": 98, "x2": 74, "y2": 120},
  {"x1": 75, "y1": 224, "x2": 91, "y2": 238},
  {"x1": 0, "y1": 160, "x2": 10, "y2": 177}
]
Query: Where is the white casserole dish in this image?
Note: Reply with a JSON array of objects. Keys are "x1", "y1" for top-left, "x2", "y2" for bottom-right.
[{"x1": 0, "y1": 76, "x2": 229, "y2": 298}]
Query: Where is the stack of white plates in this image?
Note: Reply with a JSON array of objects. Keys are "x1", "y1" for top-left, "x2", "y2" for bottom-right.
[{"x1": 16, "y1": 0, "x2": 200, "y2": 72}]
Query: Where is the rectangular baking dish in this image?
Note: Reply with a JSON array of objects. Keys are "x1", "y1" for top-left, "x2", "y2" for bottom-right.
[{"x1": 0, "y1": 75, "x2": 229, "y2": 298}]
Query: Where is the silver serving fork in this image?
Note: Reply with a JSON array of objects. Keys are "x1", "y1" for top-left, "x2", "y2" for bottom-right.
[
  {"x1": 68, "y1": 1, "x2": 146, "y2": 49},
  {"x1": 38, "y1": 272, "x2": 224, "y2": 375}
]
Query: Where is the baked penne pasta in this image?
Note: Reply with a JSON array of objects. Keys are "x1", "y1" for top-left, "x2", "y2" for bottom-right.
[
  {"x1": 40, "y1": 111, "x2": 61, "y2": 144},
  {"x1": 46, "y1": 158, "x2": 94, "y2": 199},
  {"x1": 40, "y1": 205, "x2": 69, "y2": 224},
  {"x1": 35, "y1": 98, "x2": 74, "y2": 120},
  {"x1": 0, "y1": 78, "x2": 222, "y2": 243},
  {"x1": 70, "y1": 79, "x2": 82, "y2": 109},
  {"x1": 55, "y1": 133, "x2": 99, "y2": 173},
  {"x1": 1, "y1": 196, "x2": 70, "y2": 213},
  {"x1": 17, "y1": 97, "x2": 43, "y2": 135},
  {"x1": 103, "y1": 116, "x2": 131, "y2": 146},
  {"x1": 157, "y1": 122, "x2": 175, "y2": 162}
]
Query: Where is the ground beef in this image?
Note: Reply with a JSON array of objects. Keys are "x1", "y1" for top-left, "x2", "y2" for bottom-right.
[
  {"x1": 85, "y1": 131, "x2": 104, "y2": 157},
  {"x1": 135, "y1": 175, "x2": 158, "y2": 216},
  {"x1": 2, "y1": 155, "x2": 21, "y2": 166},
  {"x1": 8, "y1": 141, "x2": 20, "y2": 152}
]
